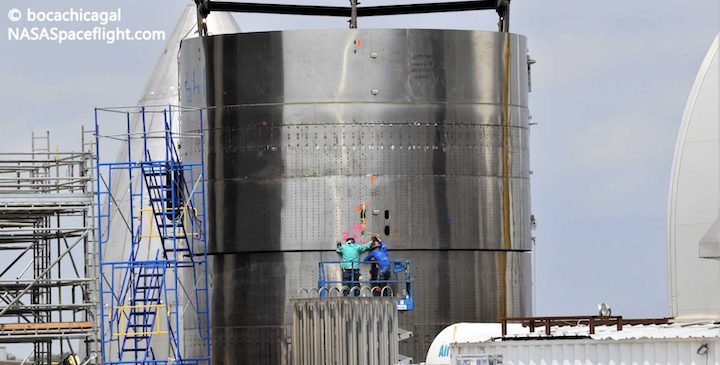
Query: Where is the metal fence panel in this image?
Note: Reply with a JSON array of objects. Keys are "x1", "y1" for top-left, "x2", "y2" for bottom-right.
[{"x1": 292, "y1": 295, "x2": 399, "y2": 365}]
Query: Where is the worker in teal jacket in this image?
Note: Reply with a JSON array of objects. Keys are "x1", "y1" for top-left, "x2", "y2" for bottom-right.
[{"x1": 336, "y1": 237, "x2": 372, "y2": 296}]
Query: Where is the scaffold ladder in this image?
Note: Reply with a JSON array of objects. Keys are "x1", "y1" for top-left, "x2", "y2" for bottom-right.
[{"x1": 118, "y1": 261, "x2": 167, "y2": 361}]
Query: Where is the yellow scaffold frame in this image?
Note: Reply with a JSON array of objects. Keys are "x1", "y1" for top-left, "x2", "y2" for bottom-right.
[
  {"x1": 113, "y1": 303, "x2": 169, "y2": 337},
  {"x1": 138, "y1": 206, "x2": 199, "y2": 239}
]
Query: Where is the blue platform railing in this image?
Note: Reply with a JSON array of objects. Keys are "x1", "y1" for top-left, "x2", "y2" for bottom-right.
[{"x1": 317, "y1": 259, "x2": 414, "y2": 311}]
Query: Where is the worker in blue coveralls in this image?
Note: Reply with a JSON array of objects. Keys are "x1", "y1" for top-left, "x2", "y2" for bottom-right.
[
  {"x1": 336, "y1": 237, "x2": 372, "y2": 296},
  {"x1": 366, "y1": 234, "x2": 391, "y2": 296}
]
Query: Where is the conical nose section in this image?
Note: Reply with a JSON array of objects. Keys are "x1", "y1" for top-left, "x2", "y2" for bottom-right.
[
  {"x1": 700, "y1": 216, "x2": 720, "y2": 259},
  {"x1": 139, "y1": 4, "x2": 240, "y2": 105},
  {"x1": 206, "y1": 6, "x2": 242, "y2": 35},
  {"x1": 105, "y1": 5, "x2": 241, "y2": 263}
]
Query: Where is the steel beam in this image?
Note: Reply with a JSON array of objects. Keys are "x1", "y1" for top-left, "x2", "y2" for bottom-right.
[{"x1": 203, "y1": 1, "x2": 498, "y2": 17}]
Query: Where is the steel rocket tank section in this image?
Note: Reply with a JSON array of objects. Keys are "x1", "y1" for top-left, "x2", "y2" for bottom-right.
[{"x1": 179, "y1": 29, "x2": 533, "y2": 363}]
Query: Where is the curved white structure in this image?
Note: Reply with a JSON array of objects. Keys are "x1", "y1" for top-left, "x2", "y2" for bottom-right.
[{"x1": 667, "y1": 34, "x2": 720, "y2": 320}]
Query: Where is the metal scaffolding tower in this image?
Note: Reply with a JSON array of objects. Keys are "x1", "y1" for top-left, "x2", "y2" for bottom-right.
[
  {"x1": 0, "y1": 130, "x2": 98, "y2": 364},
  {"x1": 94, "y1": 106, "x2": 210, "y2": 365}
]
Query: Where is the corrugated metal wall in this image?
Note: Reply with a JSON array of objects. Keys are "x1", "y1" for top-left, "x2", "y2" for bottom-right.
[{"x1": 452, "y1": 338, "x2": 720, "y2": 364}]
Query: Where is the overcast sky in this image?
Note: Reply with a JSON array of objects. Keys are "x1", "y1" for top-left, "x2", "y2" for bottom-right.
[{"x1": 0, "y1": 0, "x2": 718, "y2": 348}]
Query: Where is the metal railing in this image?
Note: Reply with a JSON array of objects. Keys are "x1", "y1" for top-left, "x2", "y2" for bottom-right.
[{"x1": 317, "y1": 259, "x2": 414, "y2": 311}]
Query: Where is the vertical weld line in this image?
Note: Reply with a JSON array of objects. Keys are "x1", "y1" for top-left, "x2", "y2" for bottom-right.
[{"x1": 498, "y1": 32, "x2": 512, "y2": 320}]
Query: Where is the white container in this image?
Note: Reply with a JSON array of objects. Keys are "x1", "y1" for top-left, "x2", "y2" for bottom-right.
[{"x1": 451, "y1": 337, "x2": 720, "y2": 365}]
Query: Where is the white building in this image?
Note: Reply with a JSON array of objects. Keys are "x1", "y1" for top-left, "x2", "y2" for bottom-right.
[{"x1": 448, "y1": 322, "x2": 720, "y2": 365}]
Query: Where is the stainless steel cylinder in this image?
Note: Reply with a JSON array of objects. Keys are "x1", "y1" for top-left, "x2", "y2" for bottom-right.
[{"x1": 179, "y1": 29, "x2": 532, "y2": 364}]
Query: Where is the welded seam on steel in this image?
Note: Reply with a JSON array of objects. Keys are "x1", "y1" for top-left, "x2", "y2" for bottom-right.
[{"x1": 498, "y1": 31, "x2": 513, "y2": 320}]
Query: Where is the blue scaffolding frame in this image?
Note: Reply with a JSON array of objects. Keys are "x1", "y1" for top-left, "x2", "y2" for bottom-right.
[{"x1": 94, "y1": 106, "x2": 211, "y2": 365}]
